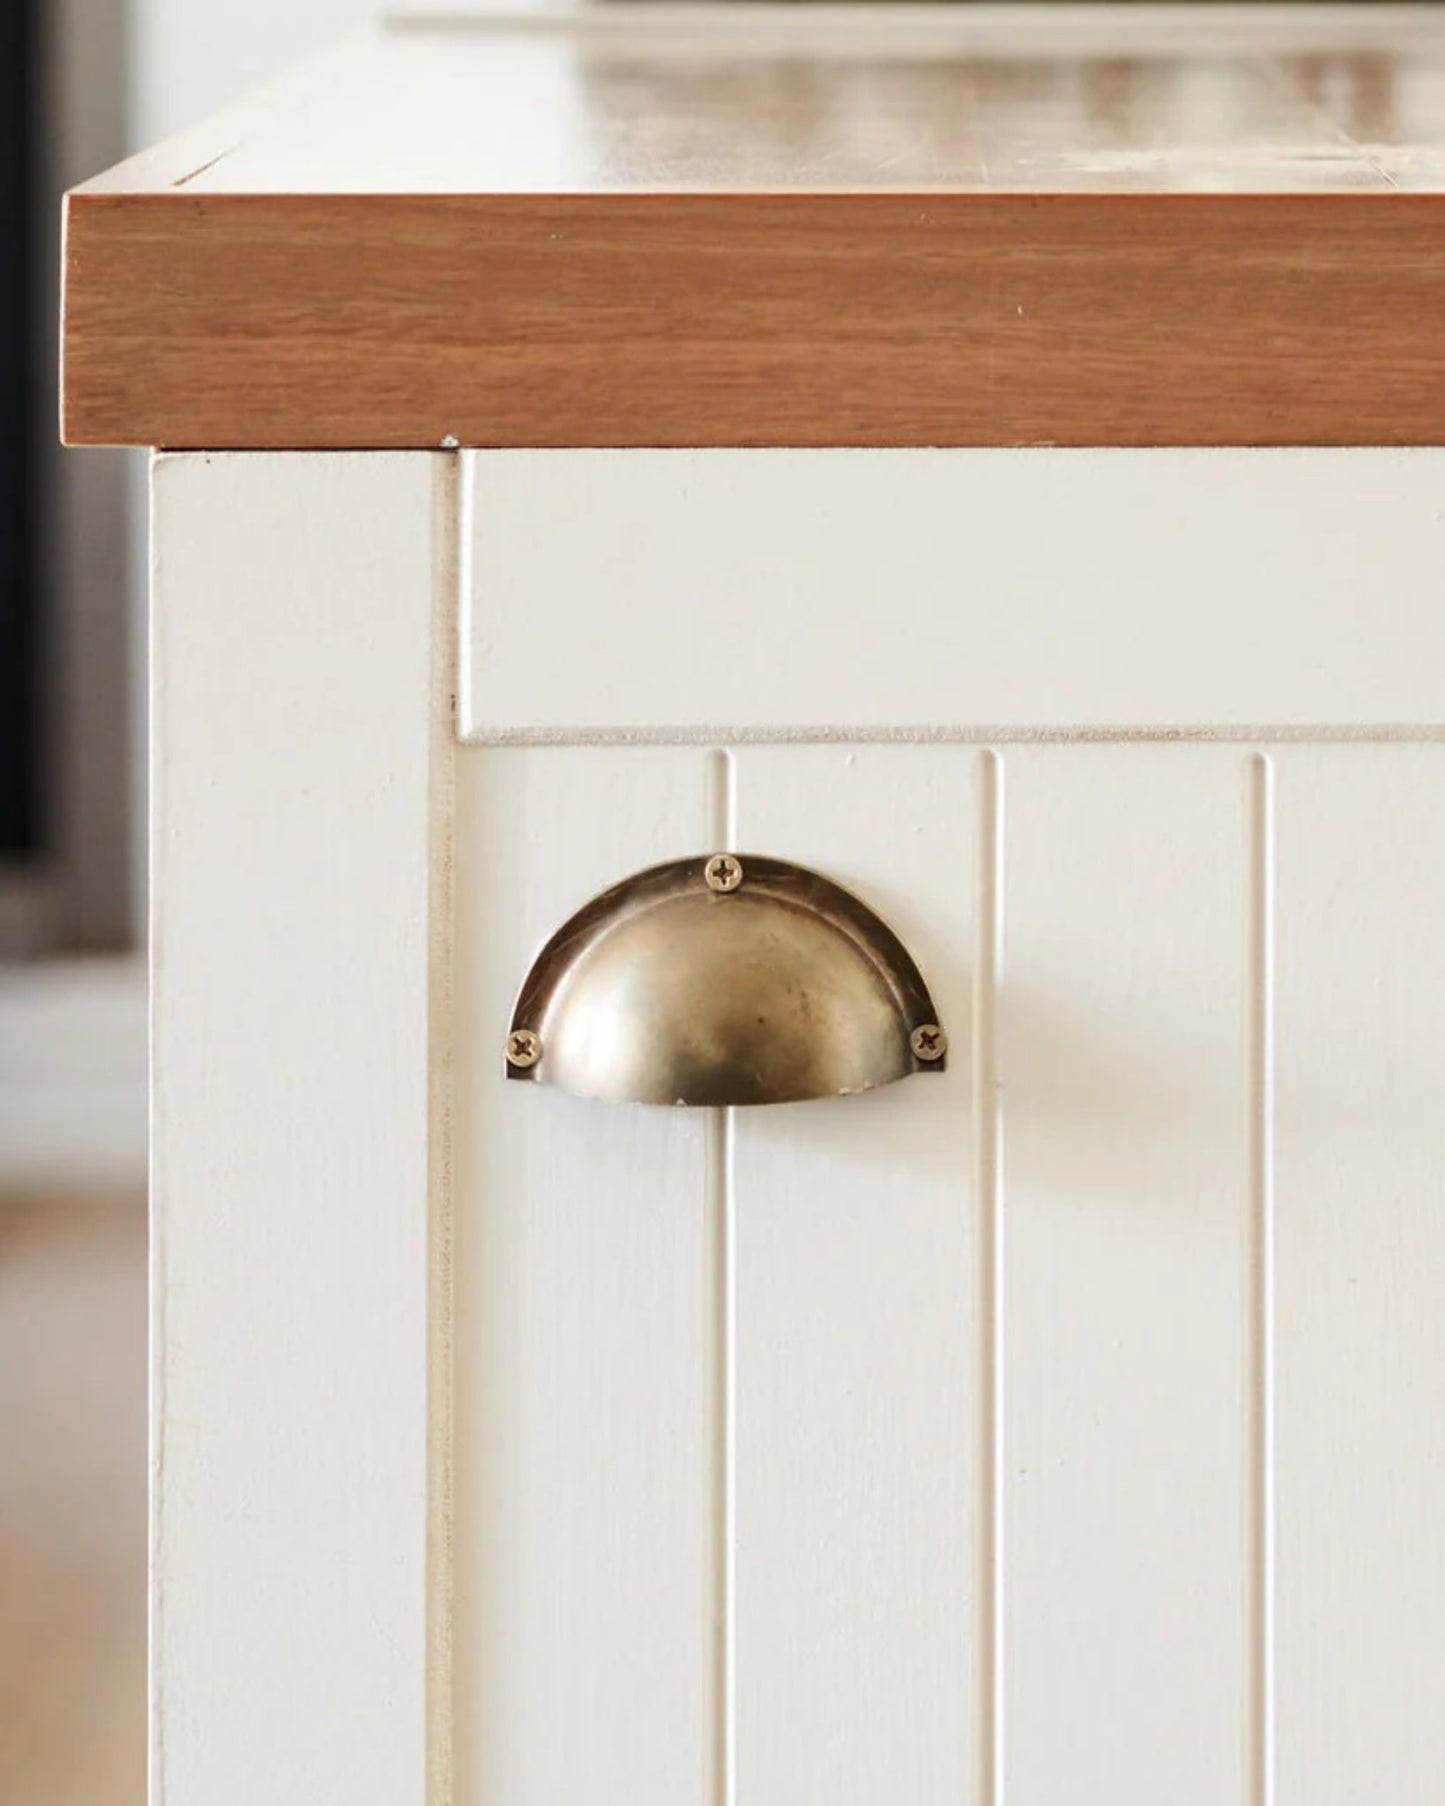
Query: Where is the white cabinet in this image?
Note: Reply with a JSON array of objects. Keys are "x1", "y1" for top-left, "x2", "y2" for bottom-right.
[{"x1": 151, "y1": 448, "x2": 1445, "y2": 1806}]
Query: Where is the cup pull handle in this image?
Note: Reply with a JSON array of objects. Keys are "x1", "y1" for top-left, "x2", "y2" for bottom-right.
[{"x1": 505, "y1": 852, "x2": 946, "y2": 1108}]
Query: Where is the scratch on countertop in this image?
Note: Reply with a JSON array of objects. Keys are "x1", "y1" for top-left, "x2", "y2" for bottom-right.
[{"x1": 171, "y1": 144, "x2": 241, "y2": 190}]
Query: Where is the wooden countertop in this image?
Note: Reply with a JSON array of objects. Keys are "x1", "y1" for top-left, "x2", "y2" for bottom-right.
[{"x1": 61, "y1": 3, "x2": 1445, "y2": 448}]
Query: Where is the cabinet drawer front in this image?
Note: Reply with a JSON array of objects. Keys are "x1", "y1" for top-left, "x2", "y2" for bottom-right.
[
  {"x1": 460, "y1": 448, "x2": 1445, "y2": 741},
  {"x1": 453, "y1": 736, "x2": 1445, "y2": 1806}
]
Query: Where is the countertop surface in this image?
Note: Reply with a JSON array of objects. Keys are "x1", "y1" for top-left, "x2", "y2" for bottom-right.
[{"x1": 62, "y1": 3, "x2": 1445, "y2": 448}]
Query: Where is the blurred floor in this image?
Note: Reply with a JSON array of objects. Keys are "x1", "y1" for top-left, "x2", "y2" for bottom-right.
[{"x1": 0, "y1": 1189, "x2": 146, "y2": 1805}]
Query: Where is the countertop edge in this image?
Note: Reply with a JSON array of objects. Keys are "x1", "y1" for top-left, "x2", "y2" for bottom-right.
[{"x1": 62, "y1": 188, "x2": 1445, "y2": 449}]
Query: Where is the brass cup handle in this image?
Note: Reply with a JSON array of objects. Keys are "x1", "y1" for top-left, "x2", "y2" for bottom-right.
[{"x1": 505, "y1": 853, "x2": 946, "y2": 1108}]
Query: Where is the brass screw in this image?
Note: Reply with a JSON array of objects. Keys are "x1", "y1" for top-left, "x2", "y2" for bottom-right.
[
  {"x1": 910, "y1": 1024, "x2": 947, "y2": 1063},
  {"x1": 704, "y1": 853, "x2": 744, "y2": 893},
  {"x1": 506, "y1": 1028, "x2": 541, "y2": 1069}
]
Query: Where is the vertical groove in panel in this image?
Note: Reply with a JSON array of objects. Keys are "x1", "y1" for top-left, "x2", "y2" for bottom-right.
[
  {"x1": 428, "y1": 454, "x2": 460, "y2": 1806},
  {"x1": 973, "y1": 749, "x2": 1004, "y2": 1806},
  {"x1": 708, "y1": 748, "x2": 736, "y2": 861},
  {"x1": 706, "y1": 750, "x2": 736, "y2": 1806},
  {"x1": 454, "y1": 449, "x2": 477, "y2": 737},
  {"x1": 1246, "y1": 754, "x2": 1277, "y2": 1806},
  {"x1": 705, "y1": 1110, "x2": 736, "y2": 1806}
]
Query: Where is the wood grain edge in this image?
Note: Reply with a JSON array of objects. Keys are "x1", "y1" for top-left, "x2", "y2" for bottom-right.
[{"x1": 62, "y1": 190, "x2": 1445, "y2": 449}]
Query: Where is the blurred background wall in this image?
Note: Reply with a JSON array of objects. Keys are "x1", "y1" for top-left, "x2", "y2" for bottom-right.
[{"x1": 135, "y1": 0, "x2": 379, "y2": 133}]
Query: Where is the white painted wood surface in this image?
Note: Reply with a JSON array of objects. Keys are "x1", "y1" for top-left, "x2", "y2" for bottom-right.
[
  {"x1": 729, "y1": 746, "x2": 980, "y2": 1804},
  {"x1": 447, "y1": 732, "x2": 1445, "y2": 1804},
  {"x1": 452, "y1": 746, "x2": 713, "y2": 1806},
  {"x1": 1274, "y1": 746, "x2": 1445, "y2": 1804},
  {"x1": 155, "y1": 447, "x2": 1445, "y2": 1806},
  {"x1": 999, "y1": 747, "x2": 1254, "y2": 1804},
  {"x1": 460, "y1": 449, "x2": 1445, "y2": 738},
  {"x1": 151, "y1": 452, "x2": 453, "y2": 1806}
]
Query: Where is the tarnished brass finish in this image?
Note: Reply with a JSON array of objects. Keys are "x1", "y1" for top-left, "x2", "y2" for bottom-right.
[{"x1": 506, "y1": 853, "x2": 945, "y2": 1107}]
